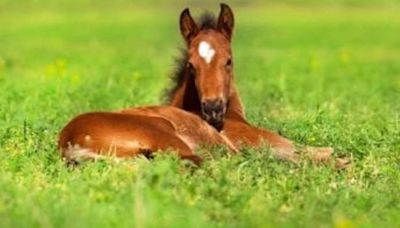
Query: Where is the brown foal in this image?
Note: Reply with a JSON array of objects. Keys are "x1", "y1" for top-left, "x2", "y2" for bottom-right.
[
  {"x1": 59, "y1": 3, "x2": 348, "y2": 168},
  {"x1": 167, "y1": 4, "x2": 348, "y2": 166}
]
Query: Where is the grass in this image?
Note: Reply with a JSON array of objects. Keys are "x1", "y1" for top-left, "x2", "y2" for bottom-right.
[{"x1": 0, "y1": 1, "x2": 399, "y2": 227}]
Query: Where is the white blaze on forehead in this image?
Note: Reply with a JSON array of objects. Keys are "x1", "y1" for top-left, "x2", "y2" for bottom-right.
[{"x1": 198, "y1": 41, "x2": 215, "y2": 64}]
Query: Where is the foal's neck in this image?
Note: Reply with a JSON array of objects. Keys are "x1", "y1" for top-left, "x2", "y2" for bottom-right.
[
  {"x1": 225, "y1": 84, "x2": 247, "y2": 122},
  {"x1": 169, "y1": 68, "x2": 202, "y2": 114}
]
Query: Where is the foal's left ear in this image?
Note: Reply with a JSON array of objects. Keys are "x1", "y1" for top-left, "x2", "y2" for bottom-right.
[
  {"x1": 217, "y1": 3, "x2": 234, "y2": 40},
  {"x1": 180, "y1": 8, "x2": 199, "y2": 45}
]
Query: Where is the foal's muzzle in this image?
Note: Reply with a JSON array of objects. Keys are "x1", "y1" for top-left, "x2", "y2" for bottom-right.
[{"x1": 201, "y1": 98, "x2": 226, "y2": 131}]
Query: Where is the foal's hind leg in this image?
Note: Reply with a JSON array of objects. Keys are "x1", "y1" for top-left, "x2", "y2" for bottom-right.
[
  {"x1": 60, "y1": 131, "x2": 203, "y2": 166},
  {"x1": 97, "y1": 130, "x2": 204, "y2": 166},
  {"x1": 151, "y1": 133, "x2": 204, "y2": 166},
  {"x1": 59, "y1": 113, "x2": 204, "y2": 166}
]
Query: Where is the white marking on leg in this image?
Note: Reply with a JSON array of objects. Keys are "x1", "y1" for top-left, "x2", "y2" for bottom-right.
[{"x1": 198, "y1": 41, "x2": 215, "y2": 64}]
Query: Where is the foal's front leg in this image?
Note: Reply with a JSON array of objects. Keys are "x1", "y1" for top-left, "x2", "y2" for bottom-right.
[
  {"x1": 223, "y1": 119, "x2": 350, "y2": 168},
  {"x1": 255, "y1": 126, "x2": 352, "y2": 168},
  {"x1": 222, "y1": 119, "x2": 299, "y2": 162},
  {"x1": 256, "y1": 126, "x2": 351, "y2": 169}
]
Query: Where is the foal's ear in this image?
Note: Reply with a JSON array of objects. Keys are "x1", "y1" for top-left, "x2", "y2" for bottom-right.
[
  {"x1": 180, "y1": 8, "x2": 199, "y2": 45},
  {"x1": 217, "y1": 3, "x2": 234, "y2": 40}
]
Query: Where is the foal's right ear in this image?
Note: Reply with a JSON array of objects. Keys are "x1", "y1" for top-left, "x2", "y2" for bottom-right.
[
  {"x1": 217, "y1": 3, "x2": 234, "y2": 40},
  {"x1": 179, "y1": 8, "x2": 199, "y2": 45}
]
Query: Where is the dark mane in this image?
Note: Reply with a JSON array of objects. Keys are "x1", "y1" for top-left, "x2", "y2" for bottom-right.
[
  {"x1": 198, "y1": 12, "x2": 217, "y2": 30},
  {"x1": 163, "y1": 12, "x2": 217, "y2": 103}
]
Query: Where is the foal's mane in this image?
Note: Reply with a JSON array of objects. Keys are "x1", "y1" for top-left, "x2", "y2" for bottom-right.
[{"x1": 163, "y1": 12, "x2": 217, "y2": 103}]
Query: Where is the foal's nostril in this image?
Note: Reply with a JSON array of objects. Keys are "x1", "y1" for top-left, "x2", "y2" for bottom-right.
[
  {"x1": 201, "y1": 99, "x2": 226, "y2": 130},
  {"x1": 201, "y1": 99, "x2": 225, "y2": 116}
]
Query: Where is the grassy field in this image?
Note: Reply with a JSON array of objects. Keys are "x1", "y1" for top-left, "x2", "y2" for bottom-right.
[{"x1": 0, "y1": 1, "x2": 399, "y2": 227}]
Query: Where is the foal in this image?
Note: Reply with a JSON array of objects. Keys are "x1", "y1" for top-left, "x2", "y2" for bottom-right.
[{"x1": 167, "y1": 4, "x2": 347, "y2": 165}]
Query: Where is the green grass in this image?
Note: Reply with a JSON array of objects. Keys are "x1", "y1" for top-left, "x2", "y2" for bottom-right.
[{"x1": 0, "y1": 2, "x2": 399, "y2": 227}]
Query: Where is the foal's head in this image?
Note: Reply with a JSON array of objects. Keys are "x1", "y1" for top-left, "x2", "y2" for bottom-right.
[{"x1": 179, "y1": 3, "x2": 234, "y2": 130}]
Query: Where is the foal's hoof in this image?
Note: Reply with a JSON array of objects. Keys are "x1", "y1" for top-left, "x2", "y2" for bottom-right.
[{"x1": 305, "y1": 146, "x2": 334, "y2": 163}]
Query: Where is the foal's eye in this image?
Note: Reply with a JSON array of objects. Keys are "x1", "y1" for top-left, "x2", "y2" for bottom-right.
[
  {"x1": 226, "y1": 58, "x2": 232, "y2": 68},
  {"x1": 187, "y1": 62, "x2": 196, "y2": 74}
]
